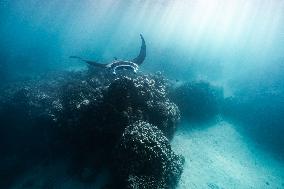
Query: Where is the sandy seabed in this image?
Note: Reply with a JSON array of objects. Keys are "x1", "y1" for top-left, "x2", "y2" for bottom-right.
[
  {"x1": 10, "y1": 119, "x2": 284, "y2": 189},
  {"x1": 172, "y1": 120, "x2": 284, "y2": 189}
]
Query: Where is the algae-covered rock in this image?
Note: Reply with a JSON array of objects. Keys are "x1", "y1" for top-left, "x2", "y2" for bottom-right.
[
  {"x1": 113, "y1": 121, "x2": 184, "y2": 189},
  {"x1": 0, "y1": 71, "x2": 184, "y2": 188},
  {"x1": 170, "y1": 80, "x2": 223, "y2": 122}
]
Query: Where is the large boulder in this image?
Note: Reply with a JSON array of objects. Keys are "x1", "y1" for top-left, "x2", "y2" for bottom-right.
[
  {"x1": 95, "y1": 75, "x2": 180, "y2": 140},
  {"x1": 170, "y1": 80, "x2": 223, "y2": 122},
  {"x1": 113, "y1": 121, "x2": 184, "y2": 189}
]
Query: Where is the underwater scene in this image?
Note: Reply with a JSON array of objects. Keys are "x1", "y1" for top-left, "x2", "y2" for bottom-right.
[{"x1": 1, "y1": 0, "x2": 284, "y2": 188}]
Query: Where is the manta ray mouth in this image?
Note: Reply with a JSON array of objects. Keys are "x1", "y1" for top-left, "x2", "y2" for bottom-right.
[{"x1": 111, "y1": 64, "x2": 139, "y2": 75}]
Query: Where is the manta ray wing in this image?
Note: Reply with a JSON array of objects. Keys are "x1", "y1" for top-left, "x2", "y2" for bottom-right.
[
  {"x1": 132, "y1": 34, "x2": 146, "y2": 65},
  {"x1": 69, "y1": 56, "x2": 107, "y2": 68}
]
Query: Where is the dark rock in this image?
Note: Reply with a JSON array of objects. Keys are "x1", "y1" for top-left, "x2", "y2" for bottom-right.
[
  {"x1": 113, "y1": 121, "x2": 184, "y2": 189},
  {"x1": 0, "y1": 70, "x2": 183, "y2": 188},
  {"x1": 147, "y1": 101, "x2": 180, "y2": 140},
  {"x1": 170, "y1": 80, "x2": 223, "y2": 122},
  {"x1": 95, "y1": 75, "x2": 180, "y2": 140}
]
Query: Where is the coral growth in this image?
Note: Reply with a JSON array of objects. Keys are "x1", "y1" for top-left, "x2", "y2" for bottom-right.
[
  {"x1": 0, "y1": 70, "x2": 183, "y2": 188},
  {"x1": 113, "y1": 121, "x2": 184, "y2": 189}
]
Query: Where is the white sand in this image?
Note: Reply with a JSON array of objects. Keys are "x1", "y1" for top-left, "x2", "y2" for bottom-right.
[{"x1": 172, "y1": 120, "x2": 284, "y2": 189}]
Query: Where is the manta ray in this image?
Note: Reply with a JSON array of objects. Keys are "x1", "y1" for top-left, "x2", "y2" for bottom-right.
[{"x1": 70, "y1": 34, "x2": 146, "y2": 74}]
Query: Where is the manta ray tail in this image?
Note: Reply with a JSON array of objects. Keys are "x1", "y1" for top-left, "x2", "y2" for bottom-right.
[
  {"x1": 69, "y1": 56, "x2": 106, "y2": 68},
  {"x1": 132, "y1": 34, "x2": 146, "y2": 65}
]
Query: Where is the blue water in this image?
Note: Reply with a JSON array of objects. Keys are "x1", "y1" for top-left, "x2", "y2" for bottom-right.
[{"x1": 1, "y1": 0, "x2": 284, "y2": 188}]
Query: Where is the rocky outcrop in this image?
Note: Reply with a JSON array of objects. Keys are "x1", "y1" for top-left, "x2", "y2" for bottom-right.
[
  {"x1": 0, "y1": 70, "x2": 184, "y2": 188},
  {"x1": 170, "y1": 81, "x2": 223, "y2": 122},
  {"x1": 113, "y1": 121, "x2": 184, "y2": 189}
]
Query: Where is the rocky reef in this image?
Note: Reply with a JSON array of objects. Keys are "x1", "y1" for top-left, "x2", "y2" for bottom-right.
[
  {"x1": 0, "y1": 69, "x2": 184, "y2": 188},
  {"x1": 170, "y1": 80, "x2": 223, "y2": 122},
  {"x1": 113, "y1": 121, "x2": 184, "y2": 189}
]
